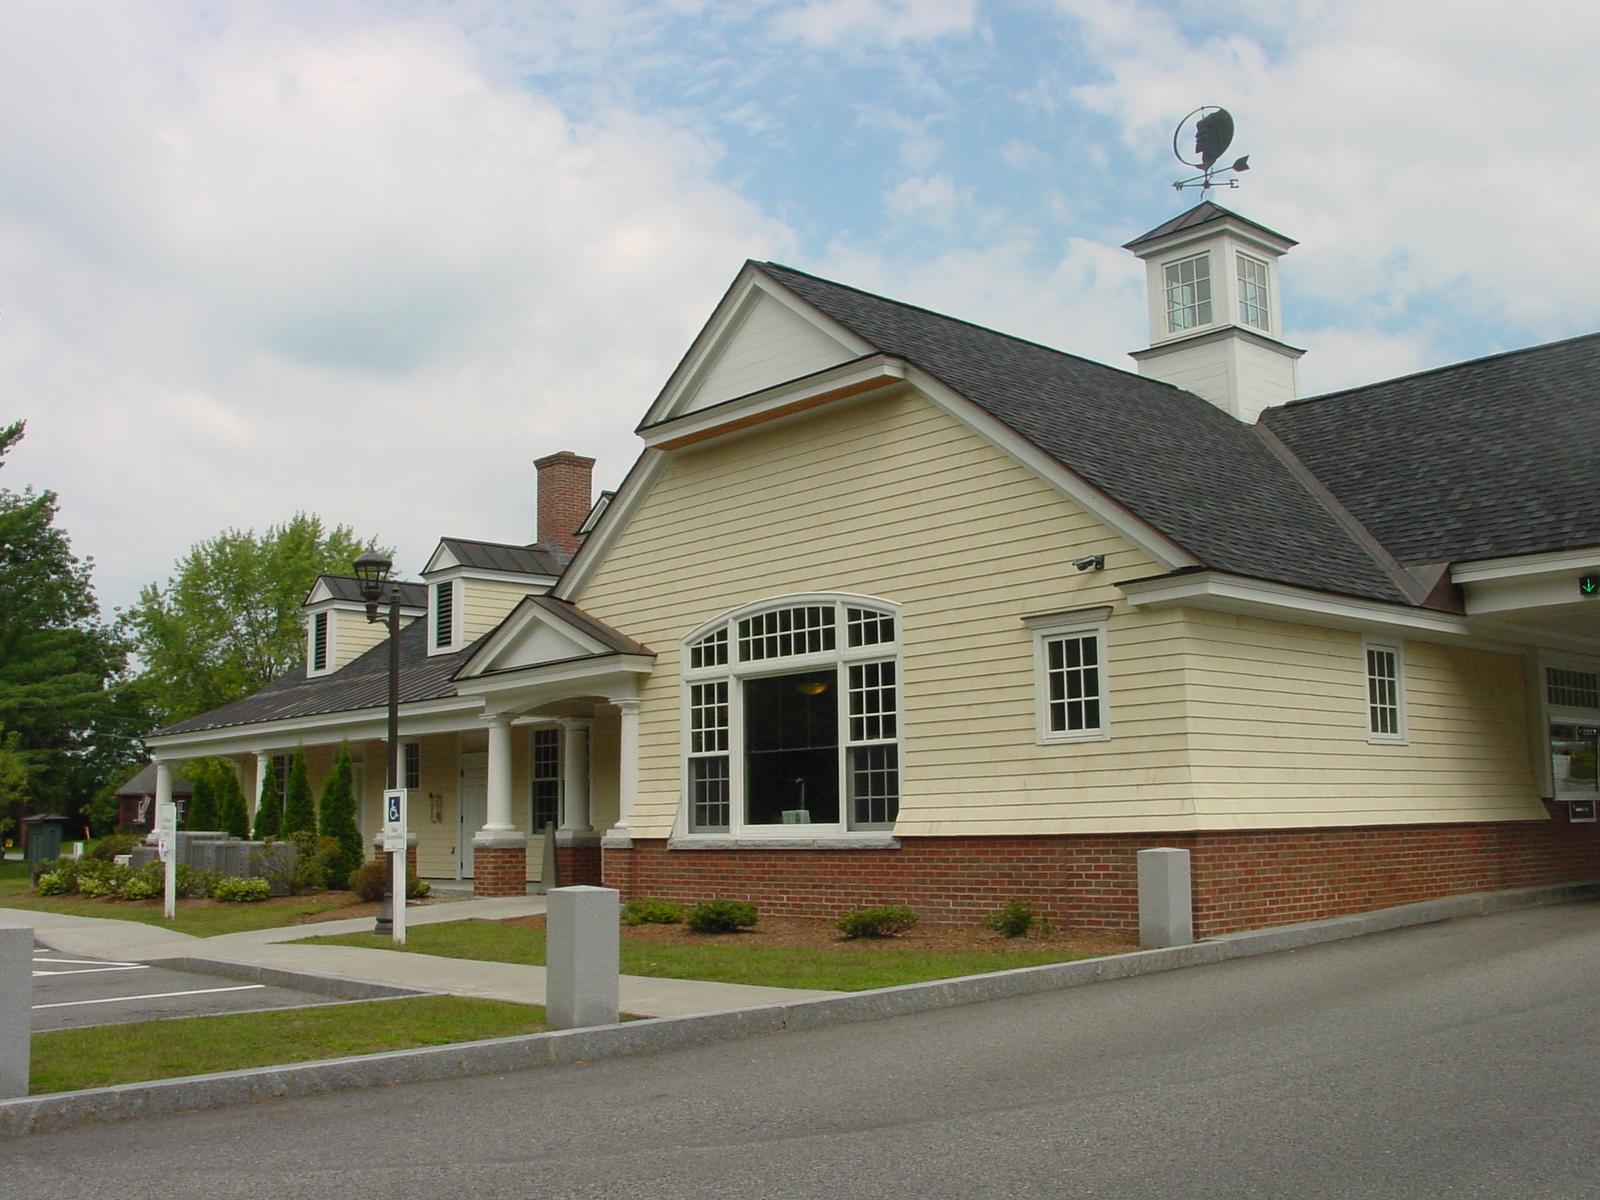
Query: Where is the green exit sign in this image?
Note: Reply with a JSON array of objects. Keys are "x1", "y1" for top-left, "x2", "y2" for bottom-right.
[{"x1": 1582, "y1": 575, "x2": 1600, "y2": 597}]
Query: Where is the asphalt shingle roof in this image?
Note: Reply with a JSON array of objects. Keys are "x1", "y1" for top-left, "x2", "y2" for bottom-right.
[
  {"x1": 756, "y1": 262, "x2": 1408, "y2": 604},
  {"x1": 1262, "y1": 333, "x2": 1600, "y2": 566}
]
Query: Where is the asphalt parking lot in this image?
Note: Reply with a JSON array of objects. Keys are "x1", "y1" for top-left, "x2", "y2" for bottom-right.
[{"x1": 31, "y1": 945, "x2": 347, "y2": 1032}]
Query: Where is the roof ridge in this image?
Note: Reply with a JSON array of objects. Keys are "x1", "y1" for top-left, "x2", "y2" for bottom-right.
[
  {"x1": 1286, "y1": 328, "x2": 1600, "y2": 409},
  {"x1": 754, "y1": 261, "x2": 1184, "y2": 394}
]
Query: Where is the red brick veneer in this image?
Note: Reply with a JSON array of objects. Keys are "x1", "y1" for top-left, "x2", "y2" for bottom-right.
[
  {"x1": 473, "y1": 844, "x2": 527, "y2": 898},
  {"x1": 555, "y1": 844, "x2": 603, "y2": 887},
  {"x1": 604, "y1": 812, "x2": 1600, "y2": 937}
]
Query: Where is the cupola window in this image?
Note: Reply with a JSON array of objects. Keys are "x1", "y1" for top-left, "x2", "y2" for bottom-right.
[
  {"x1": 1237, "y1": 253, "x2": 1271, "y2": 331},
  {"x1": 1165, "y1": 253, "x2": 1212, "y2": 332}
]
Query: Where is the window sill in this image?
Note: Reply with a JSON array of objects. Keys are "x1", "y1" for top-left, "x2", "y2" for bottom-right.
[{"x1": 668, "y1": 834, "x2": 901, "y2": 852}]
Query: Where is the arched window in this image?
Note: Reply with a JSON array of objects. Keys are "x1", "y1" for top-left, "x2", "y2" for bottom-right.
[{"x1": 683, "y1": 595, "x2": 901, "y2": 835}]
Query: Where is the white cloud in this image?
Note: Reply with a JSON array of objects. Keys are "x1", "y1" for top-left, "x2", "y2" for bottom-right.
[
  {"x1": 0, "y1": 3, "x2": 790, "y2": 610},
  {"x1": 773, "y1": 0, "x2": 976, "y2": 47}
]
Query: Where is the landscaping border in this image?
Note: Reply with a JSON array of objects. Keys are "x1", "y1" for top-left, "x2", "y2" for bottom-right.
[{"x1": 4, "y1": 880, "x2": 1596, "y2": 1139}]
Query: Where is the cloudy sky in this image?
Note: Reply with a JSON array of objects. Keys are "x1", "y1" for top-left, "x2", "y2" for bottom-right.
[{"x1": 3, "y1": 0, "x2": 1597, "y2": 613}]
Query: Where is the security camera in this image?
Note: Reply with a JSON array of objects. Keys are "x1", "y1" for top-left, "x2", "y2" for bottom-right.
[{"x1": 1072, "y1": 555, "x2": 1106, "y2": 572}]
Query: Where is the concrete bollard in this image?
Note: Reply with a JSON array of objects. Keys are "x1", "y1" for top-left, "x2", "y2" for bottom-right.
[
  {"x1": 1137, "y1": 847, "x2": 1194, "y2": 948},
  {"x1": 0, "y1": 925, "x2": 31, "y2": 1098},
  {"x1": 545, "y1": 885, "x2": 620, "y2": 1029}
]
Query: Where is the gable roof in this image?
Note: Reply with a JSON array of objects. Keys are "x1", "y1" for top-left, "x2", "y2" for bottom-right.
[
  {"x1": 753, "y1": 262, "x2": 1409, "y2": 604},
  {"x1": 431, "y1": 538, "x2": 564, "y2": 577},
  {"x1": 309, "y1": 575, "x2": 427, "y2": 608},
  {"x1": 1261, "y1": 332, "x2": 1600, "y2": 567},
  {"x1": 115, "y1": 762, "x2": 193, "y2": 797}
]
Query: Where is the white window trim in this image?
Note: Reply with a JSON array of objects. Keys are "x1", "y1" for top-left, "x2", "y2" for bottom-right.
[
  {"x1": 1236, "y1": 252, "x2": 1271, "y2": 332},
  {"x1": 1163, "y1": 252, "x2": 1213, "y2": 334},
  {"x1": 306, "y1": 609, "x2": 334, "y2": 677},
  {"x1": 1364, "y1": 638, "x2": 1408, "y2": 745},
  {"x1": 1026, "y1": 608, "x2": 1111, "y2": 745},
  {"x1": 1540, "y1": 654, "x2": 1600, "y2": 799},
  {"x1": 431, "y1": 579, "x2": 460, "y2": 653},
  {"x1": 680, "y1": 594, "x2": 903, "y2": 840}
]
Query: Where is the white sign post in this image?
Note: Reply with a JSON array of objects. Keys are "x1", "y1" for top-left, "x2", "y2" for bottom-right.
[
  {"x1": 382, "y1": 788, "x2": 409, "y2": 944},
  {"x1": 155, "y1": 800, "x2": 178, "y2": 921}
]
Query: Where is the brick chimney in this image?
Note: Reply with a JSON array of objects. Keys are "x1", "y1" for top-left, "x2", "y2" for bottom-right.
[{"x1": 534, "y1": 451, "x2": 596, "y2": 560}]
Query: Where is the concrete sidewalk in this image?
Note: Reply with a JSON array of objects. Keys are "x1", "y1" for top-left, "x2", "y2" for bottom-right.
[{"x1": 0, "y1": 900, "x2": 845, "y2": 1019}]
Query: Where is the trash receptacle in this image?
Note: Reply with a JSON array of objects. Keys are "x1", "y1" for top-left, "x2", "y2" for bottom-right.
[{"x1": 21, "y1": 815, "x2": 69, "y2": 870}]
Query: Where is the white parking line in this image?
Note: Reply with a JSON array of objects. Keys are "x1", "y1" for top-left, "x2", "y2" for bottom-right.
[
  {"x1": 33, "y1": 956, "x2": 143, "y2": 967},
  {"x1": 33, "y1": 984, "x2": 267, "y2": 1010},
  {"x1": 32, "y1": 965, "x2": 150, "y2": 977}
]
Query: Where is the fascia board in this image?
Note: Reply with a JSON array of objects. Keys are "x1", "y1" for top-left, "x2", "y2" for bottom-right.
[
  {"x1": 904, "y1": 365, "x2": 1200, "y2": 571},
  {"x1": 1460, "y1": 616, "x2": 1600, "y2": 657},
  {"x1": 422, "y1": 542, "x2": 461, "y2": 574},
  {"x1": 641, "y1": 267, "x2": 877, "y2": 429},
  {"x1": 453, "y1": 654, "x2": 654, "y2": 700},
  {"x1": 457, "y1": 597, "x2": 615, "y2": 678},
  {"x1": 554, "y1": 449, "x2": 670, "y2": 602},
  {"x1": 303, "y1": 597, "x2": 424, "y2": 618},
  {"x1": 1452, "y1": 546, "x2": 1600, "y2": 584},
  {"x1": 425, "y1": 563, "x2": 557, "y2": 589},
  {"x1": 143, "y1": 696, "x2": 485, "y2": 759},
  {"x1": 1131, "y1": 218, "x2": 1296, "y2": 262},
  {"x1": 638, "y1": 357, "x2": 908, "y2": 451},
  {"x1": 1118, "y1": 571, "x2": 1486, "y2": 641}
]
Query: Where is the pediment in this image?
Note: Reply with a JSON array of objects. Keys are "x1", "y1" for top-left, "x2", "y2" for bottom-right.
[
  {"x1": 458, "y1": 595, "x2": 650, "y2": 679},
  {"x1": 643, "y1": 267, "x2": 875, "y2": 426}
]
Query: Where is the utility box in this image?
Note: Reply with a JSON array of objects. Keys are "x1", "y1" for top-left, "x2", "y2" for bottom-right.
[{"x1": 21, "y1": 815, "x2": 68, "y2": 870}]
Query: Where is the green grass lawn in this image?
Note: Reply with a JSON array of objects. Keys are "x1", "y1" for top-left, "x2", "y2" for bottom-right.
[
  {"x1": 30, "y1": 995, "x2": 548, "y2": 1095},
  {"x1": 0, "y1": 856, "x2": 352, "y2": 936},
  {"x1": 295, "y1": 920, "x2": 1102, "y2": 992}
]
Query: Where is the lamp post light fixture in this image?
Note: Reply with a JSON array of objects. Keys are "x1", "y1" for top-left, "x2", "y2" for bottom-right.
[{"x1": 353, "y1": 550, "x2": 403, "y2": 937}]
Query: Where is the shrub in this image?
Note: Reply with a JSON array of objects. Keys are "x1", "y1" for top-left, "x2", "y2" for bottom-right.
[
  {"x1": 836, "y1": 904, "x2": 919, "y2": 939},
  {"x1": 78, "y1": 875, "x2": 116, "y2": 898},
  {"x1": 210, "y1": 876, "x2": 271, "y2": 903},
  {"x1": 981, "y1": 898, "x2": 1044, "y2": 939},
  {"x1": 317, "y1": 745, "x2": 364, "y2": 889},
  {"x1": 85, "y1": 833, "x2": 141, "y2": 861},
  {"x1": 120, "y1": 867, "x2": 162, "y2": 901},
  {"x1": 623, "y1": 897, "x2": 686, "y2": 925},
  {"x1": 348, "y1": 858, "x2": 429, "y2": 903},
  {"x1": 32, "y1": 857, "x2": 79, "y2": 889},
  {"x1": 174, "y1": 863, "x2": 209, "y2": 899},
  {"x1": 280, "y1": 748, "x2": 315, "y2": 837},
  {"x1": 685, "y1": 897, "x2": 758, "y2": 934},
  {"x1": 260, "y1": 831, "x2": 336, "y2": 894},
  {"x1": 35, "y1": 872, "x2": 71, "y2": 896}
]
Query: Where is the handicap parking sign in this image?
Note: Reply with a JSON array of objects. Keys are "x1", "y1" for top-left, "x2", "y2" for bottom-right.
[{"x1": 382, "y1": 788, "x2": 408, "y2": 852}]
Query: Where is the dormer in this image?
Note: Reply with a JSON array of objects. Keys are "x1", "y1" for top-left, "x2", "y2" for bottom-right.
[
  {"x1": 1124, "y1": 202, "x2": 1305, "y2": 423},
  {"x1": 302, "y1": 575, "x2": 425, "y2": 677},
  {"x1": 421, "y1": 539, "x2": 563, "y2": 656}
]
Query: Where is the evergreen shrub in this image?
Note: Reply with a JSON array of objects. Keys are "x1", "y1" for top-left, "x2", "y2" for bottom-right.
[
  {"x1": 836, "y1": 904, "x2": 919, "y2": 939},
  {"x1": 280, "y1": 749, "x2": 315, "y2": 836},
  {"x1": 981, "y1": 898, "x2": 1051, "y2": 939},
  {"x1": 316, "y1": 745, "x2": 363, "y2": 888},
  {"x1": 684, "y1": 897, "x2": 758, "y2": 934},
  {"x1": 622, "y1": 897, "x2": 686, "y2": 925},
  {"x1": 210, "y1": 876, "x2": 271, "y2": 902}
]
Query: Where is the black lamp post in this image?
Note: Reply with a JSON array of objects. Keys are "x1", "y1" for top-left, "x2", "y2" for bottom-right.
[{"x1": 353, "y1": 550, "x2": 402, "y2": 936}]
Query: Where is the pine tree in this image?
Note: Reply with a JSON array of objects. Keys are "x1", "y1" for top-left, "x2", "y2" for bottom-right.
[
  {"x1": 280, "y1": 747, "x2": 315, "y2": 836},
  {"x1": 317, "y1": 744, "x2": 363, "y2": 889},
  {"x1": 252, "y1": 757, "x2": 282, "y2": 840},
  {"x1": 217, "y1": 765, "x2": 250, "y2": 839},
  {"x1": 184, "y1": 766, "x2": 219, "y2": 831}
]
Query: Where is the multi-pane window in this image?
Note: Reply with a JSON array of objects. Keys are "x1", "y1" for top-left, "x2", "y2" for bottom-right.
[
  {"x1": 1030, "y1": 612, "x2": 1109, "y2": 744},
  {"x1": 1365, "y1": 642, "x2": 1404, "y2": 742},
  {"x1": 530, "y1": 728, "x2": 560, "y2": 832},
  {"x1": 1237, "y1": 254, "x2": 1271, "y2": 331},
  {"x1": 311, "y1": 611, "x2": 329, "y2": 672},
  {"x1": 685, "y1": 597, "x2": 900, "y2": 834},
  {"x1": 433, "y1": 581, "x2": 455, "y2": 649},
  {"x1": 1165, "y1": 254, "x2": 1212, "y2": 332},
  {"x1": 1045, "y1": 633, "x2": 1102, "y2": 735},
  {"x1": 403, "y1": 742, "x2": 421, "y2": 791}
]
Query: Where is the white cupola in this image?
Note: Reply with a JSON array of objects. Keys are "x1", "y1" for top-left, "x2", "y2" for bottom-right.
[{"x1": 1123, "y1": 201, "x2": 1304, "y2": 423}]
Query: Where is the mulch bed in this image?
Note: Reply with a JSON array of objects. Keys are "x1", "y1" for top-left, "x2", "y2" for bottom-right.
[{"x1": 499, "y1": 913, "x2": 1138, "y2": 956}]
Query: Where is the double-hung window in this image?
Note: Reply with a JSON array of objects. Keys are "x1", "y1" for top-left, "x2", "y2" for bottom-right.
[
  {"x1": 530, "y1": 727, "x2": 561, "y2": 832},
  {"x1": 1028, "y1": 609, "x2": 1110, "y2": 744},
  {"x1": 683, "y1": 596, "x2": 901, "y2": 835},
  {"x1": 1364, "y1": 639, "x2": 1406, "y2": 744}
]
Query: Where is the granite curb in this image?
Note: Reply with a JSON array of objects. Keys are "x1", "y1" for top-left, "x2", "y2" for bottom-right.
[
  {"x1": 140, "y1": 957, "x2": 439, "y2": 1002},
  {"x1": 5, "y1": 879, "x2": 1596, "y2": 1139}
]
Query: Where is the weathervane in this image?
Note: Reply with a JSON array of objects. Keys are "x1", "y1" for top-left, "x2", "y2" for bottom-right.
[{"x1": 1172, "y1": 106, "x2": 1250, "y2": 193}]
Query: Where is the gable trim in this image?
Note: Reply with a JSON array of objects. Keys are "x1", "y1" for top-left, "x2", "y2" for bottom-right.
[{"x1": 555, "y1": 449, "x2": 670, "y2": 602}]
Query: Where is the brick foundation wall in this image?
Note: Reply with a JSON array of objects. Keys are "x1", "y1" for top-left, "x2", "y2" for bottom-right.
[
  {"x1": 604, "y1": 812, "x2": 1600, "y2": 937},
  {"x1": 473, "y1": 844, "x2": 527, "y2": 897},
  {"x1": 555, "y1": 844, "x2": 603, "y2": 887}
]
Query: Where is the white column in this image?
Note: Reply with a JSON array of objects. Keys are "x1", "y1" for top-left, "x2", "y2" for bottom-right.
[
  {"x1": 154, "y1": 760, "x2": 178, "y2": 921},
  {"x1": 559, "y1": 719, "x2": 592, "y2": 833},
  {"x1": 252, "y1": 750, "x2": 270, "y2": 821},
  {"x1": 482, "y1": 713, "x2": 517, "y2": 833},
  {"x1": 154, "y1": 759, "x2": 174, "y2": 821},
  {"x1": 606, "y1": 698, "x2": 641, "y2": 841}
]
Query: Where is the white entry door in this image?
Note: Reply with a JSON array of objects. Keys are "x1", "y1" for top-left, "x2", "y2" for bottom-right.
[{"x1": 457, "y1": 750, "x2": 487, "y2": 879}]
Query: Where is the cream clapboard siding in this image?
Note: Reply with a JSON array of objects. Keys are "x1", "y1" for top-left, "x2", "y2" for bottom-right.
[
  {"x1": 573, "y1": 388, "x2": 1191, "y2": 838},
  {"x1": 460, "y1": 578, "x2": 543, "y2": 644},
  {"x1": 1180, "y1": 610, "x2": 1542, "y2": 825},
  {"x1": 328, "y1": 610, "x2": 392, "y2": 671}
]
